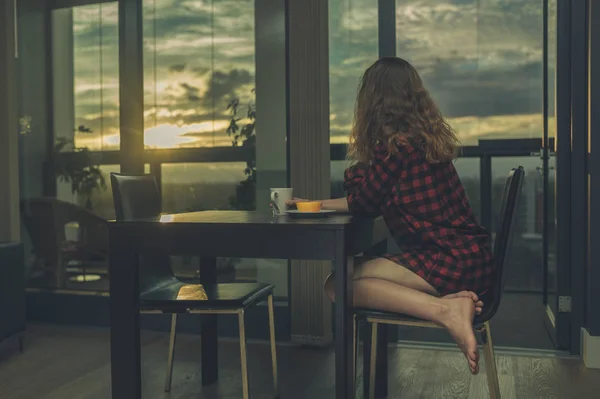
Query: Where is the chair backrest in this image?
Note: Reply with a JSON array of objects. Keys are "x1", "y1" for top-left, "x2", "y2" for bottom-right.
[
  {"x1": 110, "y1": 173, "x2": 161, "y2": 220},
  {"x1": 479, "y1": 166, "x2": 525, "y2": 322},
  {"x1": 109, "y1": 173, "x2": 175, "y2": 293}
]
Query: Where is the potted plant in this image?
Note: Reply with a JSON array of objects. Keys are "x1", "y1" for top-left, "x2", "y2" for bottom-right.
[{"x1": 53, "y1": 137, "x2": 106, "y2": 210}]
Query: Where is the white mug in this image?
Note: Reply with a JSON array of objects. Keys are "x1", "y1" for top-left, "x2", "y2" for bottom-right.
[{"x1": 270, "y1": 188, "x2": 293, "y2": 215}]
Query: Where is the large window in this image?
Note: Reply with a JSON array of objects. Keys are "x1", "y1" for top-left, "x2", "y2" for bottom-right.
[
  {"x1": 393, "y1": 0, "x2": 545, "y2": 291},
  {"x1": 56, "y1": 0, "x2": 256, "y2": 151},
  {"x1": 396, "y1": 0, "x2": 543, "y2": 145},
  {"x1": 143, "y1": 0, "x2": 255, "y2": 149},
  {"x1": 328, "y1": 0, "x2": 378, "y2": 145},
  {"x1": 51, "y1": 0, "x2": 260, "y2": 215},
  {"x1": 52, "y1": 3, "x2": 120, "y2": 151},
  {"x1": 161, "y1": 162, "x2": 247, "y2": 212},
  {"x1": 51, "y1": 3, "x2": 121, "y2": 214},
  {"x1": 38, "y1": 0, "x2": 275, "y2": 294}
]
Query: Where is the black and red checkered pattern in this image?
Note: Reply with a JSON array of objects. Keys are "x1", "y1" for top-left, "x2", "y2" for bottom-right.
[{"x1": 344, "y1": 143, "x2": 494, "y2": 295}]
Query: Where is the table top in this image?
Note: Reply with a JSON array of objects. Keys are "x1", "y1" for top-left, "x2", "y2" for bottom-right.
[
  {"x1": 108, "y1": 211, "x2": 387, "y2": 261},
  {"x1": 109, "y1": 210, "x2": 373, "y2": 229}
]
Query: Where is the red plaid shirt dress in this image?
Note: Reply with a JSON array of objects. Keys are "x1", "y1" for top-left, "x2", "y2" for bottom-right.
[{"x1": 344, "y1": 142, "x2": 494, "y2": 295}]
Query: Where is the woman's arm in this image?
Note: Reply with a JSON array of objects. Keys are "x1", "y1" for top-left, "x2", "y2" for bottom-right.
[
  {"x1": 322, "y1": 198, "x2": 349, "y2": 212},
  {"x1": 287, "y1": 156, "x2": 396, "y2": 216},
  {"x1": 343, "y1": 160, "x2": 393, "y2": 217}
]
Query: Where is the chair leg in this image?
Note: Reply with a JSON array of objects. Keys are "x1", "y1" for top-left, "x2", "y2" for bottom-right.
[
  {"x1": 368, "y1": 323, "x2": 379, "y2": 399},
  {"x1": 238, "y1": 310, "x2": 250, "y2": 399},
  {"x1": 164, "y1": 313, "x2": 178, "y2": 392},
  {"x1": 353, "y1": 315, "x2": 357, "y2": 398},
  {"x1": 267, "y1": 295, "x2": 279, "y2": 398},
  {"x1": 481, "y1": 321, "x2": 501, "y2": 399}
]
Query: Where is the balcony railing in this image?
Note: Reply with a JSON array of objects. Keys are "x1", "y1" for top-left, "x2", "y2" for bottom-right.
[{"x1": 53, "y1": 137, "x2": 554, "y2": 294}]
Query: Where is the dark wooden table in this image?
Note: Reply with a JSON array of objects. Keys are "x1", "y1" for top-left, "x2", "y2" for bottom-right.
[{"x1": 108, "y1": 211, "x2": 389, "y2": 399}]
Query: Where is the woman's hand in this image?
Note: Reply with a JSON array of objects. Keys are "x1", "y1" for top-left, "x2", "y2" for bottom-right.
[
  {"x1": 285, "y1": 197, "x2": 349, "y2": 212},
  {"x1": 286, "y1": 197, "x2": 350, "y2": 213}
]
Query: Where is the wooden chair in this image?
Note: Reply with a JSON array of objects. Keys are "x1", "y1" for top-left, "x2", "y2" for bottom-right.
[
  {"x1": 110, "y1": 173, "x2": 279, "y2": 399},
  {"x1": 354, "y1": 166, "x2": 525, "y2": 399}
]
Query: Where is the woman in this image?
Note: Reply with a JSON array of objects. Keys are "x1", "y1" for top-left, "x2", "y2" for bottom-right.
[{"x1": 288, "y1": 57, "x2": 493, "y2": 374}]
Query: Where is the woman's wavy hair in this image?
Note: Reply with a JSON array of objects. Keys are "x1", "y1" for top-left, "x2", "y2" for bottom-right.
[{"x1": 348, "y1": 57, "x2": 460, "y2": 164}]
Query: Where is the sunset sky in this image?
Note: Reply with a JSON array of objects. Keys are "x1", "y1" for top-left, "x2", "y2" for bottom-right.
[{"x1": 65, "y1": 0, "x2": 551, "y2": 153}]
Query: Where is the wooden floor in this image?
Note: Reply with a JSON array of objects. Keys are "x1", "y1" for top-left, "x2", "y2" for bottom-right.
[{"x1": 0, "y1": 324, "x2": 598, "y2": 399}]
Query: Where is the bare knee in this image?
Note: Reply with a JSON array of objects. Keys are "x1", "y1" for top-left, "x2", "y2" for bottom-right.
[{"x1": 353, "y1": 256, "x2": 374, "y2": 279}]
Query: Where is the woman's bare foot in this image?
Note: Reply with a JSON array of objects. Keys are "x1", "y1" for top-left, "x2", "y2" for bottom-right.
[
  {"x1": 438, "y1": 297, "x2": 479, "y2": 374},
  {"x1": 443, "y1": 291, "x2": 483, "y2": 315}
]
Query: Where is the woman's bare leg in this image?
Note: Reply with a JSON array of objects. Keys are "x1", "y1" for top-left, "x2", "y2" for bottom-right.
[
  {"x1": 353, "y1": 257, "x2": 483, "y2": 313},
  {"x1": 326, "y1": 258, "x2": 480, "y2": 374}
]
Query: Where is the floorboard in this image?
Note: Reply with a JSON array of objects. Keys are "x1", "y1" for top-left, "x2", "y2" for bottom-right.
[{"x1": 0, "y1": 324, "x2": 596, "y2": 399}]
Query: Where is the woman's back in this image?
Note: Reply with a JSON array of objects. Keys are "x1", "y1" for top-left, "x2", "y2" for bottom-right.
[{"x1": 344, "y1": 142, "x2": 494, "y2": 295}]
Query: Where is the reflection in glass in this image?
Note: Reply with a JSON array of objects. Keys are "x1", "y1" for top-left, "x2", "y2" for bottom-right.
[
  {"x1": 159, "y1": 214, "x2": 174, "y2": 223},
  {"x1": 177, "y1": 284, "x2": 208, "y2": 300}
]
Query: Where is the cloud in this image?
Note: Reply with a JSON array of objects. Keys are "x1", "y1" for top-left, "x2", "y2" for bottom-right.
[
  {"x1": 421, "y1": 58, "x2": 543, "y2": 118},
  {"x1": 169, "y1": 64, "x2": 187, "y2": 72},
  {"x1": 179, "y1": 82, "x2": 202, "y2": 102},
  {"x1": 205, "y1": 69, "x2": 253, "y2": 103}
]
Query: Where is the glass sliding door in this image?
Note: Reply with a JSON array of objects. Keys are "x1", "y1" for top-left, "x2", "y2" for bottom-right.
[
  {"x1": 543, "y1": 0, "x2": 587, "y2": 351},
  {"x1": 544, "y1": 0, "x2": 560, "y2": 341},
  {"x1": 391, "y1": 0, "x2": 552, "y2": 349}
]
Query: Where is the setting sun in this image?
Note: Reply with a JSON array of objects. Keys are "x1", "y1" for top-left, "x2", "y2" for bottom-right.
[
  {"x1": 144, "y1": 124, "x2": 197, "y2": 148},
  {"x1": 97, "y1": 121, "x2": 233, "y2": 149}
]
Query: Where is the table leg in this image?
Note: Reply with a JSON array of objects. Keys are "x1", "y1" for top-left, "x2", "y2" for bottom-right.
[
  {"x1": 334, "y1": 230, "x2": 354, "y2": 399},
  {"x1": 200, "y1": 256, "x2": 218, "y2": 386},
  {"x1": 375, "y1": 325, "x2": 388, "y2": 397},
  {"x1": 362, "y1": 322, "x2": 372, "y2": 398},
  {"x1": 363, "y1": 239, "x2": 389, "y2": 398},
  {"x1": 109, "y1": 243, "x2": 141, "y2": 399}
]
